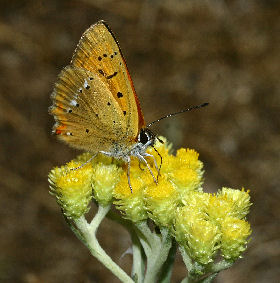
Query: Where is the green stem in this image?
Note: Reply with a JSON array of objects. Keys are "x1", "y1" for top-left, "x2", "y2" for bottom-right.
[
  {"x1": 179, "y1": 246, "x2": 202, "y2": 283},
  {"x1": 106, "y1": 210, "x2": 145, "y2": 282},
  {"x1": 180, "y1": 254, "x2": 233, "y2": 283},
  {"x1": 179, "y1": 245, "x2": 193, "y2": 273},
  {"x1": 135, "y1": 221, "x2": 155, "y2": 257},
  {"x1": 158, "y1": 240, "x2": 177, "y2": 283},
  {"x1": 135, "y1": 222, "x2": 172, "y2": 283},
  {"x1": 131, "y1": 231, "x2": 145, "y2": 283},
  {"x1": 199, "y1": 273, "x2": 218, "y2": 283},
  {"x1": 209, "y1": 259, "x2": 233, "y2": 273},
  {"x1": 74, "y1": 205, "x2": 134, "y2": 283},
  {"x1": 196, "y1": 259, "x2": 233, "y2": 282}
]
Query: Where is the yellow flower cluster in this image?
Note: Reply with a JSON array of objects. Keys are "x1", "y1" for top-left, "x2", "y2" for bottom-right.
[
  {"x1": 48, "y1": 137, "x2": 252, "y2": 264},
  {"x1": 174, "y1": 189, "x2": 251, "y2": 264},
  {"x1": 49, "y1": 160, "x2": 93, "y2": 219},
  {"x1": 114, "y1": 138, "x2": 204, "y2": 223}
]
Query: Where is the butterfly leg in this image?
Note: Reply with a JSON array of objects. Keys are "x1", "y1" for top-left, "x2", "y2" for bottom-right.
[
  {"x1": 142, "y1": 152, "x2": 161, "y2": 182},
  {"x1": 126, "y1": 156, "x2": 133, "y2": 193},
  {"x1": 137, "y1": 154, "x2": 158, "y2": 185},
  {"x1": 71, "y1": 152, "x2": 98, "y2": 170}
]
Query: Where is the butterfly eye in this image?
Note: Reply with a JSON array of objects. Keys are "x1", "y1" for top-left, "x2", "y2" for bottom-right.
[{"x1": 139, "y1": 129, "x2": 150, "y2": 145}]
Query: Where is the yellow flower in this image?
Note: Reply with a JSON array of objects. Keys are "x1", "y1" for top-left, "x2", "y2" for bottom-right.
[
  {"x1": 113, "y1": 164, "x2": 149, "y2": 222},
  {"x1": 207, "y1": 194, "x2": 236, "y2": 223},
  {"x1": 207, "y1": 187, "x2": 252, "y2": 225},
  {"x1": 174, "y1": 188, "x2": 252, "y2": 264},
  {"x1": 181, "y1": 191, "x2": 210, "y2": 213},
  {"x1": 92, "y1": 161, "x2": 122, "y2": 206},
  {"x1": 144, "y1": 176, "x2": 179, "y2": 227},
  {"x1": 113, "y1": 137, "x2": 205, "y2": 223},
  {"x1": 176, "y1": 148, "x2": 203, "y2": 174},
  {"x1": 217, "y1": 187, "x2": 252, "y2": 219},
  {"x1": 174, "y1": 206, "x2": 220, "y2": 265},
  {"x1": 220, "y1": 216, "x2": 252, "y2": 260},
  {"x1": 48, "y1": 160, "x2": 93, "y2": 219}
]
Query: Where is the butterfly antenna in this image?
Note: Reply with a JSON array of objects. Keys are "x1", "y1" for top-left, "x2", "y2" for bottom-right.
[{"x1": 147, "y1": 102, "x2": 209, "y2": 128}]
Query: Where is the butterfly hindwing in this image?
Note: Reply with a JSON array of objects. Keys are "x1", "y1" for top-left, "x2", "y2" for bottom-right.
[{"x1": 50, "y1": 66, "x2": 128, "y2": 152}]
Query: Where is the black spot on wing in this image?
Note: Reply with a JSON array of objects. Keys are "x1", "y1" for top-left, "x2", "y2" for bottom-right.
[
  {"x1": 98, "y1": 69, "x2": 105, "y2": 76},
  {"x1": 117, "y1": 92, "x2": 123, "y2": 98},
  {"x1": 106, "y1": 72, "x2": 118, "y2": 79}
]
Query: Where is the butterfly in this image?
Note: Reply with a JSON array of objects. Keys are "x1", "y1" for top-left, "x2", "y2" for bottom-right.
[
  {"x1": 49, "y1": 20, "x2": 160, "y2": 192},
  {"x1": 49, "y1": 20, "x2": 208, "y2": 192}
]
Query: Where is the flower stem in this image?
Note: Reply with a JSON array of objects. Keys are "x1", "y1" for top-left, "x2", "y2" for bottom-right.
[
  {"x1": 179, "y1": 245, "x2": 193, "y2": 274},
  {"x1": 106, "y1": 210, "x2": 145, "y2": 282},
  {"x1": 131, "y1": 231, "x2": 145, "y2": 283},
  {"x1": 135, "y1": 222, "x2": 172, "y2": 283},
  {"x1": 74, "y1": 205, "x2": 134, "y2": 283},
  {"x1": 158, "y1": 240, "x2": 177, "y2": 283},
  {"x1": 209, "y1": 259, "x2": 233, "y2": 273}
]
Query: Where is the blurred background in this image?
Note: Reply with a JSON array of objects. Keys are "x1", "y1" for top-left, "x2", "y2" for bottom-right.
[{"x1": 0, "y1": 0, "x2": 279, "y2": 282}]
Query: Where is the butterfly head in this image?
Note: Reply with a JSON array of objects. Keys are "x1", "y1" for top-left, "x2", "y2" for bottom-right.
[
  {"x1": 138, "y1": 128, "x2": 155, "y2": 149},
  {"x1": 138, "y1": 128, "x2": 154, "y2": 145}
]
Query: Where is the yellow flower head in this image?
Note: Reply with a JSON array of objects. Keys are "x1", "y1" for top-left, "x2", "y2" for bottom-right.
[
  {"x1": 220, "y1": 216, "x2": 252, "y2": 260},
  {"x1": 207, "y1": 193, "x2": 236, "y2": 223},
  {"x1": 144, "y1": 176, "x2": 179, "y2": 227},
  {"x1": 173, "y1": 188, "x2": 252, "y2": 265},
  {"x1": 113, "y1": 137, "x2": 204, "y2": 223},
  {"x1": 151, "y1": 144, "x2": 204, "y2": 197},
  {"x1": 174, "y1": 206, "x2": 221, "y2": 265},
  {"x1": 48, "y1": 160, "x2": 93, "y2": 219},
  {"x1": 113, "y1": 167, "x2": 149, "y2": 222},
  {"x1": 207, "y1": 187, "x2": 252, "y2": 225},
  {"x1": 181, "y1": 191, "x2": 210, "y2": 212},
  {"x1": 217, "y1": 187, "x2": 252, "y2": 219}
]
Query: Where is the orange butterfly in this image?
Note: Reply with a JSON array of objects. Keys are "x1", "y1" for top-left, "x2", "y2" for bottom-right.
[{"x1": 49, "y1": 21, "x2": 159, "y2": 191}]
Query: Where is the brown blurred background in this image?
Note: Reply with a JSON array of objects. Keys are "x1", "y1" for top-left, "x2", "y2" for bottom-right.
[{"x1": 0, "y1": 0, "x2": 279, "y2": 282}]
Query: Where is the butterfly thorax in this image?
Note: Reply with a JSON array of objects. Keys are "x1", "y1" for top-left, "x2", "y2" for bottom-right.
[{"x1": 100, "y1": 128, "x2": 155, "y2": 162}]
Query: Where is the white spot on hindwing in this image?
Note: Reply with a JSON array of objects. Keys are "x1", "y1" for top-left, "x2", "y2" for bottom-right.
[
  {"x1": 84, "y1": 79, "x2": 89, "y2": 89},
  {"x1": 70, "y1": 99, "x2": 77, "y2": 106}
]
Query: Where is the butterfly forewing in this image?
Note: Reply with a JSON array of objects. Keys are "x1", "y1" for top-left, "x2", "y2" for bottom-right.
[
  {"x1": 71, "y1": 21, "x2": 145, "y2": 139},
  {"x1": 50, "y1": 66, "x2": 128, "y2": 152}
]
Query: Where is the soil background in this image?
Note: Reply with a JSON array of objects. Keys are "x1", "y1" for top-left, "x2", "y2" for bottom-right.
[{"x1": 1, "y1": 1, "x2": 279, "y2": 282}]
